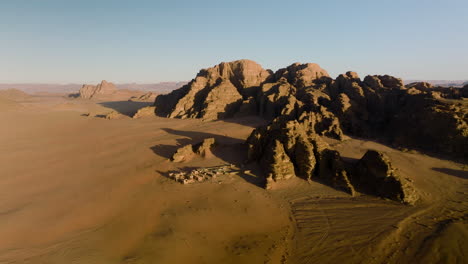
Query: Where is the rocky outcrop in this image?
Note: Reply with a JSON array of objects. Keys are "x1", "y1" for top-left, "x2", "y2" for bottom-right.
[
  {"x1": 318, "y1": 149, "x2": 355, "y2": 195},
  {"x1": 93, "y1": 111, "x2": 125, "y2": 120},
  {"x1": 79, "y1": 80, "x2": 116, "y2": 99},
  {"x1": 246, "y1": 118, "x2": 418, "y2": 203},
  {"x1": 353, "y1": 150, "x2": 418, "y2": 204},
  {"x1": 105, "y1": 111, "x2": 125, "y2": 119},
  {"x1": 133, "y1": 106, "x2": 156, "y2": 118},
  {"x1": 155, "y1": 59, "x2": 467, "y2": 161},
  {"x1": 193, "y1": 138, "x2": 216, "y2": 157},
  {"x1": 155, "y1": 59, "x2": 271, "y2": 120},
  {"x1": 171, "y1": 138, "x2": 217, "y2": 162},
  {"x1": 246, "y1": 118, "x2": 354, "y2": 194},
  {"x1": 171, "y1": 145, "x2": 195, "y2": 162},
  {"x1": 260, "y1": 140, "x2": 296, "y2": 184}
]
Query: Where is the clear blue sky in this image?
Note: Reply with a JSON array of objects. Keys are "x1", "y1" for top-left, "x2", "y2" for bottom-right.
[{"x1": 1, "y1": 0, "x2": 467, "y2": 83}]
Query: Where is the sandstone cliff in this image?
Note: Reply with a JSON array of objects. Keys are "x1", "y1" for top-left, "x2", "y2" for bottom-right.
[
  {"x1": 154, "y1": 60, "x2": 467, "y2": 160},
  {"x1": 155, "y1": 59, "x2": 271, "y2": 120},
  {"x1": 246, "y1": 117, "x2": 418, "y2": 203}
]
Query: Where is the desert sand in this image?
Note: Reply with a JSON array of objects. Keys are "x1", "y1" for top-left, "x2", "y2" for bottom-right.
[{"x1": 0, "y1": 89, "x2": 466, "y2": 264}]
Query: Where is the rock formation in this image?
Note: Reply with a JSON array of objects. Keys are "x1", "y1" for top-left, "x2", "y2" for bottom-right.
[
  {"x1": 155, "y1": 59, "x2": 271, "y2": 120},
  {"x1": 246, "y1": 117, "x2": 355, "y2": 194},
  {"x1": 353, "y1": 150, "x2": 418, "y2": 204},
  {"x1": 171, "y1": 138, "x2": 217, "y2": 162},
  {"x1": 246, "y1": 117, "x2": 418, "y2": 203},
  {"x1": 98, "y1": 111, "x2": 125, "y2": 120},
  {"x1": 79, "y1": 80, "x2": 116, "y2": 99},
  {"x1": 171, "y1": 145, "x2": 195, "y2": 162},
  {"x1": 155, "y1": 59, "x2": 467, "y2": 160},
  {"x1": 133, "y1": 106, "x2": 156, "y2": 118}
]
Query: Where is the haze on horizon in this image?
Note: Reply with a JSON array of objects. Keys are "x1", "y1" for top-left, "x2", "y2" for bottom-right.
[{"x1": 1, "y1": 0, "x2": 467, "y2": 84}]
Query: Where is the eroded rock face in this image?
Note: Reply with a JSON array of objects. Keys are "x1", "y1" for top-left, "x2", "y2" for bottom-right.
[
  {"x1": 155, "y1": 59, "x2": 467, "y2": 161},
  {"x1": 260, "y1": 140, "x2": 296, "y2": 184},
  {"x1": 274, "y1": 63, "x2": 330, "y2": 89},
  {"x1": 318, "y1": 149, "x2": 355, "y2": 195},
  {"x1": 387, "y1": 98, "x2": 468, "y2": 158},
  {"x1": 171, "y1": 144, "x2": 195, "y2": 162},
  {"x1": 246, "y1": 120, "x2": 417, "y2": 203},
  {"x1": 79, "y1": 80, "x2": 116, "y2": 99},
  {"x1": 193, "y1": 138, "x2": 216, "y2": 157},
  {"x1": 246, "y1": 118, "x2": 354, "y2": 194},
  {"x1": 155, "y1": 59, "x2": 271, "y2": 120},
  {"x1": 354, "y1": 150, "x2": 418, "y2": 204}
]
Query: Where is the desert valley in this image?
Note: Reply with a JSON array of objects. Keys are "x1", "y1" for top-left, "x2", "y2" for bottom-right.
[{"x1": 0, "y1": 60, "x2": 466, "y2": 264}]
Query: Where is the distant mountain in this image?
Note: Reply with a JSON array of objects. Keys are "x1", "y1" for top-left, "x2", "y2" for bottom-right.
[
  {"x1": 404, "y1": 80, "x2": 468, "y2": 87},
  {"x1": 0, "y1": 82, "x2": 187, "y2": 94},
  {"x1": 116, "y1": 82, "x2": 187, "y2": 93},
  {"x1": 0, "y1": 84, "x2": 82, "y2": 94}
]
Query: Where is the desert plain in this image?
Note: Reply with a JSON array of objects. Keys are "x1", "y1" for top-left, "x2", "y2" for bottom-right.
[{"x1": 0, "y1": 62, "x2": 467, "y2": 264}]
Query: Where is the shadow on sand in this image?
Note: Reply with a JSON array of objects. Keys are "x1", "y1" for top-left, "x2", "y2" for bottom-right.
[
  {"x1": 98, "y1": 101, "x2": 152, "y2": 117},
  {"x1": 432, "y1": 167, "x2": 468, "y2": 180}
]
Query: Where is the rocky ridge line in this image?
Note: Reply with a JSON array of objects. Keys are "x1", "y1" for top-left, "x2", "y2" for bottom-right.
[{"x1": 154, "y1": 60, "x2": 467, "y2": 160}]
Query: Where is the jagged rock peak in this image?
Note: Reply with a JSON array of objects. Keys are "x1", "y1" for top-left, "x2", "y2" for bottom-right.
[
  {"x1": 79, "y1": 80, "x2": 116, "y2": 99},
  {"x1": 154, "y1": 60, "x2": 272, "y2": 120}
]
